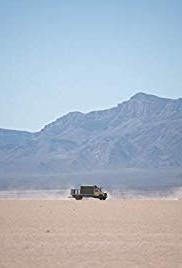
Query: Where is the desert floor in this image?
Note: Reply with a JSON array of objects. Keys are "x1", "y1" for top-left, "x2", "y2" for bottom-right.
[{"x1": 0, "y1": 199, "x2": 182, "y2": 268}]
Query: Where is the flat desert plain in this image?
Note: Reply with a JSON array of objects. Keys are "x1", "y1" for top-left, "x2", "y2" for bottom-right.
[{"x1": 0, "y1": 200, "x2": 182, "y2": 268}]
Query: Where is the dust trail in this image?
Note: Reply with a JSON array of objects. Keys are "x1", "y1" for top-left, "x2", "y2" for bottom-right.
[
  {"x1": 0, "y1": 189, "x2": 71, "y2": 200},
  {"x1": 0, "y1": 187, "x2": 182, "y2": 200}
]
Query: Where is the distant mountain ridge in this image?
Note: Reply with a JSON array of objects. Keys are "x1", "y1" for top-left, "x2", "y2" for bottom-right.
[{"x1": 0, "y1": 92, "x2": 182, "y2": 175}]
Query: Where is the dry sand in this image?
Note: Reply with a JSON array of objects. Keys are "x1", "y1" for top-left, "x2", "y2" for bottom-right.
[{"x1": 0, "y1": 199, "x2": 182, "y2": 268}]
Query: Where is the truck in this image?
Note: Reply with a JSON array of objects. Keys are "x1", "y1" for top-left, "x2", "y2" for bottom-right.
[{"x1": 71, "y1": 185, "x2": 108, "y2": 200}]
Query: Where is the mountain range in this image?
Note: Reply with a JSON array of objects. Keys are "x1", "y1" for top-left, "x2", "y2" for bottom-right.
[{"x1": 0, "y1": 92, "x2": 182, "y2": 189}]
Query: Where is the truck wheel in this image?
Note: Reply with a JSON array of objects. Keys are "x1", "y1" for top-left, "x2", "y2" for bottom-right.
[{"x1": 75, "y1": 196, "x2": 82, "y2": 200}]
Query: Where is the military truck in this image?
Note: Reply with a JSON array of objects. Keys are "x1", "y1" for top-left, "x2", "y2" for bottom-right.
[{"x1": 71, "y1": 185, "x2": 108, "y2": 200}]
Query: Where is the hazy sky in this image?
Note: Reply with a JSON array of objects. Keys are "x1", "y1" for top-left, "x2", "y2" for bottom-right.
[{"x1": 0, "y1": 0, "x2": 182, "y2": 131}]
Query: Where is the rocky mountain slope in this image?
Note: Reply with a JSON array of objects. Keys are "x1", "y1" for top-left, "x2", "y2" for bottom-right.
[{"x1": 0, "y1": 92, "x2": 182, "y2": 175}]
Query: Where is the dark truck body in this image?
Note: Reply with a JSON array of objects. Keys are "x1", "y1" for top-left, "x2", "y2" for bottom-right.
[{"x1": 71, "y1": 185, "x2": 108, "y2": 200}]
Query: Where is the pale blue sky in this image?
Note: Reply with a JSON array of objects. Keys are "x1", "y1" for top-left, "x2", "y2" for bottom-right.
[{"x1": 0, "y1": 0, "x2": 182, "y2": 131}]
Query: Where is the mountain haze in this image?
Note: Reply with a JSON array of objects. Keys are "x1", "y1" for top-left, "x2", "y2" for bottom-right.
[{"x1": 0, "y1": 92, "x2": 182, "y2": 177}]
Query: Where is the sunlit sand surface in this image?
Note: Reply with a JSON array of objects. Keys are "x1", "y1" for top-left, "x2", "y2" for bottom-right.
[{"x1": 0, "y1": 199, "x2": 182, "y2": 268}]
